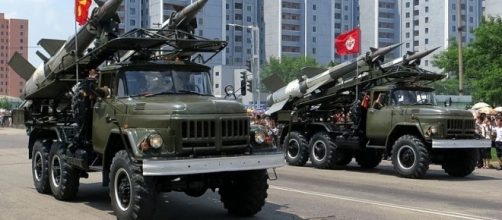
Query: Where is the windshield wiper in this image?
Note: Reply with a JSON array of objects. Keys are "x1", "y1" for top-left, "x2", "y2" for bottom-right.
[
  {"x1": 177, "y1": 90, "x2": 208, "y2": 96},
  {"x1": 144, "y1": 91, "x2": 176, "y2": 97}
]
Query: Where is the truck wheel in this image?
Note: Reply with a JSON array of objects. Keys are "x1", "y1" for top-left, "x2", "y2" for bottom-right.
[
  {"x1": 442, "y1": 149, "x2": 479, "y2": 177},
  {"x1": 334, "y1": 149, "x2": 353, "y2": 166},
  {"x1": 32, "y1": 140, "x2": 51, "y2": 194},
  {"x1": 309, "y1": 132, "x2": 336, "y2": 169},
  {"x1": 49, "y1": 142, "x2": 80, "y2": 200},
  {"x1": 110, "y1": 150, "x2": 156, "y2": 220},
  {"x1": 284, "y1": 131, "x2": 309, "y2": 166},
  {"x1": 355, "y1": 148, "x2": 383, "y2": 169},
  {"x1": 391, "y1": 135, "x2": 430, "y2": 178},
  {"x1": 219, "y1": 169, "x2": 268, "y2": 216}
]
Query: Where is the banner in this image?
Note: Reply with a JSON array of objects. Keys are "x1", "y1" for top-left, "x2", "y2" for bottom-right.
[
  {"x1": 335, "y1": 27, "x2": 361, "y2": 55},
  {"x1": 75, "y1": 0, "x2": 92, "y2": 26}
]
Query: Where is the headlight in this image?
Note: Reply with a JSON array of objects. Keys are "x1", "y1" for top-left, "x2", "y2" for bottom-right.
[
  {"x1": 148, "y1": 133, "x2": 163, "y2": 149},
  {"x1": 254, "y1": 130, "x2": 266, "y2": 144},
  {"x1": 430, "y1": 126, "x2": 438, "y2": 134}
]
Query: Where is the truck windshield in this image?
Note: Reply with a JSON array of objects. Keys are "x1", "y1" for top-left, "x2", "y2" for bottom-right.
[
  {"x1": 391, "y1": 89, "x2": 436, "y2": 106},
  {"x1": 121, "y1": 70, "x2": 213, "y2": 97}
]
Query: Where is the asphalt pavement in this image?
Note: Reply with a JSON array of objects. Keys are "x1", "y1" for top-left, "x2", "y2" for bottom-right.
[{"x1": 0, "y1": 128, "x2": 501, "y2": 220}]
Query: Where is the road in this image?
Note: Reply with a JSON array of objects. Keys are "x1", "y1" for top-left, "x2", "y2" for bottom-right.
[{"x1": 0, "y1": 128, "x2": 501, "y2": 220}]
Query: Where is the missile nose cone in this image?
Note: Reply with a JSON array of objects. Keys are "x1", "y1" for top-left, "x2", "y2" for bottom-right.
[
  {"x1": 404, "y1": 46, "x2": 441, "y2": 62},
  {"x1": 368, "y1": 42, "x2": 403, "y2": 62}
]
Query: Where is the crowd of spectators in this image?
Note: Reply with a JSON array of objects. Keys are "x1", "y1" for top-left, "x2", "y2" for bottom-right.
[
  {"x1": 474, "y1": 111, "x2": 502, "y2": 170},
  {"x1": 0, "y1": 109, "x2": 12, "y2": 127},
  {"x1": 247, "y1": 110, "x2": 279, "y2": 145}
]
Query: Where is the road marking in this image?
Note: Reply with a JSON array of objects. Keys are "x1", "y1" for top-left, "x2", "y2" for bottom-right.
[{"x1": 270, "y1": 185, "x2": 497, "y2": 220}]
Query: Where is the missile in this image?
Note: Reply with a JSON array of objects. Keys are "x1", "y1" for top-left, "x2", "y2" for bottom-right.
[
  {"x1": 381, "y1": 47, "x2": 440, "y2": 69},
  {"x1": 265, "y1": 43, "x2": 402, "y2": 115},
  {"x1": 9, "y1": 0, "x2": 124, "y2": 99}
]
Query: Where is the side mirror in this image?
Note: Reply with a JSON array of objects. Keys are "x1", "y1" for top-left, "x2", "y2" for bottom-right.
[{"x1": 224, "y1": 85, "x2": 236, "y2": 99}]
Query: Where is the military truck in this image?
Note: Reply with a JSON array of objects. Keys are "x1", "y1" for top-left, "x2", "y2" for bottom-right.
[
  {"x1": 9, "y1": 1, "x2": 283, "y2": 219},
  {"x1": 264, "y1": 45, "x2": 489, "y2": 178}
]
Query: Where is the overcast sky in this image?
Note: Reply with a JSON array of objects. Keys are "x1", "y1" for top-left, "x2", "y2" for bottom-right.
[{"x1": 2, "y1": 0, "x2": 97, "y2": 66}]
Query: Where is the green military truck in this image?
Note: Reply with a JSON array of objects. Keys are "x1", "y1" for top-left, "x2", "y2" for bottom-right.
[
  {"x1": 9, "y1": 2, "x2": 283, "y2": 218},
  {"x1": 266, "y1": 47, "x2": 489, "y2": 179}
]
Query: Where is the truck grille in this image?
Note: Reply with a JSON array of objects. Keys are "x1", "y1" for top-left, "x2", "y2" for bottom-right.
[
  {"x1": 180, "y1": 118, "x2": 249, "y2": 149},
  {"x1": 446, "y1": 119, "x2": 475, "y2": 137}
]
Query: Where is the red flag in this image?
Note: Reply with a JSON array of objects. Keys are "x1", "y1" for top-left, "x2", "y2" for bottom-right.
[
  {"x1": 75, "y1": 0, "x2": 92, "y2": 26},
  {"x1": 335, "y1": 27, "x2": 361, "y2": 55}
]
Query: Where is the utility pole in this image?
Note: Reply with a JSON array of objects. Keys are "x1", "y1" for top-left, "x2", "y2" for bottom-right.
[{"x1": 456, "y1": 0, "x2": 464, "y2": 95}]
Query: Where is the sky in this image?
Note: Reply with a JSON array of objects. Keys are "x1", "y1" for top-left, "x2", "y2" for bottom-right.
[{"x1": 2, "y1": 0, "x2": 97, "y2": 66}]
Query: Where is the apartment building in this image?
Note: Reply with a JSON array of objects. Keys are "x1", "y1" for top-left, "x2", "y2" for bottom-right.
[{"x1": 0, "y1": 13, "x2": 27, "y2": 97}]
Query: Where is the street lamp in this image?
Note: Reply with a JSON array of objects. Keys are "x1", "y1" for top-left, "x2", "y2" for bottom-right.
[{"x1": 227, "y1": 23, "x2": 260, "y2": 109}]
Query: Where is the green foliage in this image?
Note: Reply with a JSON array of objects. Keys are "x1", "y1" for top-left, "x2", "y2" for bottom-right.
[
  {"x1": 432, "y1": 17, "x2": 502, "y2": 105},
  {"x1": 261, "y1": 56, "x2": 319, "y2": 86},
  {"x1": 0, "y1": 98, "x2": 11, "y2": 110}
]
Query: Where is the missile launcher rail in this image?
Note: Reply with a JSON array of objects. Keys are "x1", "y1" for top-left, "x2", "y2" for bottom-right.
[{"x1": 25, "y1": 28, "x2": 227, "y2": 99}]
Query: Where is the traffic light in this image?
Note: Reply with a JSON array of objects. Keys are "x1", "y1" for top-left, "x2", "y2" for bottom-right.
[
  {"x1": 246, "y1": 80, "x2": 253, "y2": 93},
  {"x1": 240, "y1": 71, "x2": 247, "y2": 96},
  {"x1": 245, "y1": 59, "x2": 251, "y2": 71}
]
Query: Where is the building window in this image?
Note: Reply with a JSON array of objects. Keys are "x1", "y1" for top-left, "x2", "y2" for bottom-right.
[
  {"x1": 425, "y1": 28, "x2": 429, "y2": 33},
  {"x1": 313, "y1": 37, "x2": 316, "y2": 43},
  {"x1": 406, "y1": 22, "x2": 410, "y2": 28},
  {"x1": 469, "y1": 17, "x2": 473, "y2": 23},
  {"x1": 425, "y1": 38, "x2": 429, "y2": 44},
  {"x1": 312, "y1": 48, "x2": 316, "y2": 54},
  {"x1": 425, "y1": 17, "x2": 429, "y2": 23},
  {"x1": 313, "y1": 26, "x2": 316, "y2": 32},
  {"x1": 406, "y1": 2, "x2": 410, "y2": 8},
  {"x1": 130, "y1": 8, "x2": 135, "y2": 15},
  {"x1": 425, "y1": 6, "x2": 429, "y2": 12},
  {"x1": 452, "y1": 15, "x2": 456, "y2": 21},
  {"x1": 235, "y1": 3, "x2": 242, "y2": 9},
  {"x1": 452, "y1": 26, "x2": 456, "y2": 32},
  {"x1": 313, "y1": 4, "x2": 316, "y2": 10},
  {"x1": 215, "y1": 84, "x2": 219, "y2": 89},
  {"x1": 413, "y1": 40, "x2": 419, "y2": 46},
  {"x1": 130, "y1": 20, "x2": 135, "y2": 26},
  {"x1": 235, "y1": 36, "x2": 242, "y2": 42},
  {"x1": 406, "y1": 32, "x2": 410, "y2": 38},
  {"x1": 247, "y1": 5, "x2": 251, "y2": 11},
  {"x1": 215, "y1": 72, "x2": 220, "y2": 77},
  {"x1": 20, "y1": 24, "x2": 24, "y2": 29},
  {"x1": 235, "y1": 14, "x2": 242, "y2": 20},
  {"x1": 247, "y1": 16, "x2": 251, "y2": 22},
  {"x1": 313, "y1": 15, "x2": 316, "y2": 21},
  {"x1": 425, "y1": 60, "x2": 429, "y2": 66},
  {"x1": 20, "y1": 32, "x2": 23, "y2": 36},
  {"x1": 406, "y1": 12, "x2": 410, "y2": 18}
]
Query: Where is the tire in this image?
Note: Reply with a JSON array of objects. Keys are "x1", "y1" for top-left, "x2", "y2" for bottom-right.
[
  {"x1": 32, "y1": 140, "x2": 51, "y2": 194},
  {"x1": 391, "y1": 135, "x2": 430, "y2": 178},
  {"x1": 309, "y1": 132, "x2": 337, "y2": 169},
  {"x1": 110, "y1": 150, "x2": 156, "y2": 220},
  {"x1": 334, "y1": 149, "x2": 353, "y2": 166},
  {"x1": 283, "y1": 131, "x2": 309, "y2": 166},
  {"x1": 219, "y1": 170, "x2": 268, "y2": 217},
  {"x1": 355, "y1": 148, "x2": 383, "y2": 169},
  {"x1": 442, "y1": 149, "x2": 479, "y2": 177},
  {"x1": 49, "y1": 142, "x2": 80, "y2": 200}
]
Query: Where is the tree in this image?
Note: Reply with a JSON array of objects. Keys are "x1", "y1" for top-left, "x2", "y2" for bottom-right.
[
  {"x1": 432, "y1": 17, "x2": 502, "y2": 105},
  {"x1": 261, "y1": 56, "x2": 319, "y2": 88},
  {"x1": 0, "y1": 98, "x2": 11, "y2": 110}
]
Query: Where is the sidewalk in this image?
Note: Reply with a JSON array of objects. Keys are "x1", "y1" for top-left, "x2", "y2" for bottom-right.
[{"x1": 0, "y1": 127, "x2": 26, "y2": 135}]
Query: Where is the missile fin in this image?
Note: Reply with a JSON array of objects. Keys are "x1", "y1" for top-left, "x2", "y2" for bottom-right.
[
  {"x1": 172, "y1": 5, "x2": 185, "y2": 12},
  {"x1": 305, "y1": 78, "x2": 330, "y2": 94},
  {"x1": 35, "y1": 51, "x2": 49, "y2": 63},
  {"x1": 8, "y1": 52, "x2": 35, "y2": 81},
  {"x1": 370, "y1": 47, "x2": 377, "y2": 52},
  {"x1": 266, "y1": 99, "x2": 289, "y2": 115},
  {"x1": 299, "y1": 67, "x2": 327, "y2": 79},
  {"x1": 37, "y1": 38, "x2": 65, "y2": 56},
  {"x1": 262, "y1": 74, "x2": 285, "y2": 92}
]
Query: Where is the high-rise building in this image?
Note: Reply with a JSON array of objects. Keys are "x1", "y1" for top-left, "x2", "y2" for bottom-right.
[
  {"x1": 262, "y1": 0, "x2": 359, "y2": 65},
  {"x1": 360, "y1": 0, "x2": 401, "y2": 59},
  {"x1": 398, "y1": 0, "x2": 483, "y2": 72},
  {"x1": 483, "y1": 0, "x2": 502, "y2": 17},
  {"x1": 116, "y1": 0, "x2": 143, "y2": 34},
  {"x1": 0, "y1": 13, "x2": 27, "y2": 97}
]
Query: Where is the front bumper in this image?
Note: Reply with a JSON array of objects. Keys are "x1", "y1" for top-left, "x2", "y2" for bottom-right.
[
  {"x1": 142, "y1": 153, "x2": 285, "y2": 176},
  {"x1": 432, "y1": 139, "x2": 491, "y2": 149}
]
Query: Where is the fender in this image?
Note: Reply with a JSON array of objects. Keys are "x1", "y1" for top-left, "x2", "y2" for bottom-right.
[{"x1": 385, "y1": 123, "x2": 425, "y2": 149}]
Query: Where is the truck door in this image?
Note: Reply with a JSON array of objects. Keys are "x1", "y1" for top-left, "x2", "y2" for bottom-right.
[
  {"x1": 366, "y1": 91, "x2": 392, "y2": 145},
  {"x1": 92, "y1": 73, "x2": 117, "y2": 154}
]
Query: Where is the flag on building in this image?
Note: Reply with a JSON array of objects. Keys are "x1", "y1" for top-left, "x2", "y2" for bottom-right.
[
  {"x1": 75, "y1": 0, "x2": 92, "y2": 26},
  {"x1": 335, "y1": 27, "x2": 361, "y2": 55}
]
